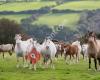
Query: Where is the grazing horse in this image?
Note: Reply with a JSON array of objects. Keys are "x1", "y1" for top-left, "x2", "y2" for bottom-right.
[
  {"x1": 63, "y1": 44, "x2": 79, "y2": 63},
  {"x1": 14, "y1": 34, "x2": 34, "y2": 68},
  {"x1": 0, "y1": 44, "x2": 14, "y2": 58},
  {"x1": 86, "y1": 32, "x2": 100, "y2": 70}
]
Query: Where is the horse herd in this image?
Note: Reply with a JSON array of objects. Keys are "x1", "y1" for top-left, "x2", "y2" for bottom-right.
[{"x1": 0, "y1": 31, "x2": 100, "y2": 71}]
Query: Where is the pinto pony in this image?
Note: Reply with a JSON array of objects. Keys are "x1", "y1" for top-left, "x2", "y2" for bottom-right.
[{"x1": 0, "y1": 44, "x2": 14, "y2": 58}]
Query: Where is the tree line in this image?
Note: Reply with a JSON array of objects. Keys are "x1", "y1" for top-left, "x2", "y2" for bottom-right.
[{"x1": 0, "y1": 9, "x2": 100, "y2": 44}]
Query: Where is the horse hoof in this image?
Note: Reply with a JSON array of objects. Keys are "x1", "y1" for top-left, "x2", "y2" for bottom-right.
[
  {"x1": 29, "y1": 67, "x2": 33, "y2": 70},
  {"x1": 23, "y1": 65, "x2": 28, "y2": 68},
  {"x1": 16, "y1": 65, "x2": 20, "y2": 68},
  {"x1": 34, "y1": 68, "x2": 36, "y2": 71},
  {"x1": 94, "y1": 69, "x2": 97, "y2": 72},
  {"x1": 88, "y1": 68, "x2": 92, "y2": 71}
]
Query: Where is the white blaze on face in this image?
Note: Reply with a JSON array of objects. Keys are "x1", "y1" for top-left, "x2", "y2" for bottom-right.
[{"x1": 64, "y1": 48, "x2": 66, "y2": 54}]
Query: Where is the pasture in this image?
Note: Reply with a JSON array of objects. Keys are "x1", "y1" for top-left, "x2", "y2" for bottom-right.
[
  {"x1": 0, "y1": 54, "x2": 100, "y2": 80},
  {"x1": 33, "y1": 13, "x2": 80, "y2": 28},
  {"x1": 54, "y1": 1, "x2": 100, "y2": 10},
  {"x1": 0, "y1": 2, "x2": 56, "y2": 12}
]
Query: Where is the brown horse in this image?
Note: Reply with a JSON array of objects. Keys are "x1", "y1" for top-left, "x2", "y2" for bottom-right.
[
  {"x1": 63, "y1": 44, "x2": 79, "y2": 63},
  {"x1": 86, "y1": 31, "x2": 100, "y2": 70}
]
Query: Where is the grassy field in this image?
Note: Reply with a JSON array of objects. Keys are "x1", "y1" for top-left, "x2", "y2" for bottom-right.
[
  {"x1": 0, "y1": 14, "x2": 31, "y2": 23},
  {"x1": 34, "y1": 13, "x2": 80, "y2": 28},
  {"x1": 0, "y1": 2, "x2": 56, "y2": 12},
  {"x1": 0, "y1": 54, "x2": 100, "y2": 80},
  {"x1": 54, "y1": 1, "x2": 100, "y2": 10}
]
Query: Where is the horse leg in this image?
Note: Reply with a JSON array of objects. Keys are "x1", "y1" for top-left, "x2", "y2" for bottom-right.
[
  {"x1": 98, "y1": 58, "x2": 100, "y2": 71},
  {"x1": 89, "y1": 57, "x2": 91, "y2": 69},
  {"x1": 29, "y1": 61, "x2": 33, "y2": 70},
  {"x1": 69, "y1": 55, "x2": 72, "y2": 64},
  {"x1": 16, "y1": 57, "x2": 20, "y2": 68},
  {"x1": 61, "y1": 51, "x2": 62, "y2": 57},
  {"x1": 23, "y1": 55, "x2": 28, "y2": 68},
  {"x1": 64, "y1": 53, "x2": 68, "y2": 64},
  {"x1": 76, "y1": 53, "x2": 79, "y2": 63},
  {"x1": 33, "y1": 64, "x2": 37, "y2": 71},
  {"x1": 2, "y1": 52, "x2": 4, "y2": 59},
  {"x1": 94, "y1": 58, "x2": 97, "y2": 70},
  {"x1": 50, "y1": 58, "x2": 55, "y2": 69}
]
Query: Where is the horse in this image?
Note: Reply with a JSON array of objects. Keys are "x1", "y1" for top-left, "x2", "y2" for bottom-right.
[
  {"x1": 63, "y1": 44, "x2": 79, "y2": 64},
  {"x1": 72, "y1": 40, "x2": 82, "y2": 61},
  {"x1": 81, "y1": 44, "x2": 88, "y2": 60},
  {"x1": 38, "y1": 38, "x2": 57, "y2": 69},
  {"x1": 14, "y1": 34, "x2": 34, "y2": 68},
  {"x1": 0, "y1": 44, "x2": 14, "y2": 58},
  {"x1": 86, "y1": 31, "x2": 100, "y2": 70},
  {"x1": 55, "y1": 42, "x2": 62, "y2": 58}
]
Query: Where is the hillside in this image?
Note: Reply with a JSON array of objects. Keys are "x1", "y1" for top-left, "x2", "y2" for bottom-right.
[
  {"x1": 0, "y1": 1, "x2": 100, "y2": 29},
  {"x1": 34, "y1": 13, "x2": 80, "y2": 29}
]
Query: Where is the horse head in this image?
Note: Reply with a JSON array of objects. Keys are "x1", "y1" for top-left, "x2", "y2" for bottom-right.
[
  {"x1": 87, "y1": 31, "x2": 97, "y2": 44},
  {"x1": 15, "y1": 34, "x2": 22, "y2": 44}
]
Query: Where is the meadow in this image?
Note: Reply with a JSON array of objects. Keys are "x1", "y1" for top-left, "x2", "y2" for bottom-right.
[
  {"x1": 33, "y1": 13, "x2": 80, "y2": 29},
  {"x1": 0, "y1": 1, "x2": 56, "y2": 12},
  {"x1": 0, "y1": 54, "x2": 100, "y2": 80},
  {"x1": 54, "y1": 1, "x2": 100, "y2": 10}
]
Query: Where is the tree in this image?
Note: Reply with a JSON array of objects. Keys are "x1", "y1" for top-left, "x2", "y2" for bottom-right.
[
  {"x1": 77, "y1": 10, "x2": 100, "y2": 35},
  {"x1": 0, "y1": 18, "x2": 22, "y2": 44}
]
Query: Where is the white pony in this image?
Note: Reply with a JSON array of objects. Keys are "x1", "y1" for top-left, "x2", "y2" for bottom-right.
[
  {"x1": 14, "y1": 34, "x2": 34, "y2": 68},
  {"x1": 72, "y1": 40, "x2": 82, "y2": 62},
  {"x1": 41, "y1": 39, "x2": 57, "y2": 69},
  {"x1": 81, "y1": 44, "x2": 88, "y2": 60},
  {"x1": 33, "y1": 39, "x2": 57, "y2": 69}
]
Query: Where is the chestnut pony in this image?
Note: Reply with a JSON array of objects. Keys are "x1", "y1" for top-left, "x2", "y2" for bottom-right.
[{"x1": 63, "y1": 44, "x2": 79, "y2": 63}]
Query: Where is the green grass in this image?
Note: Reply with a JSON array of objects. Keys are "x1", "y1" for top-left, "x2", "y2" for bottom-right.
[
  {"x1": 0, "y1": 54, "x2": 100, "y2": 80},
  {"x1": 0, "y1": 2, "x2": 56, "y2": 12},
  {"x1": 0, "y1": 14, "x2": 31, "y2": 22},
  {"x1": 34, "y1": 13, "x2": 80, "y2": 29},
  {"x1": 54, "y1": 1, "x2": 100, "y2": 10}
]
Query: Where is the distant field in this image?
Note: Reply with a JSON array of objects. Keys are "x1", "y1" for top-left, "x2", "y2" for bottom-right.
[
  {"x1": 34, "y1": 13, "x2": 80, "y2": 29},
  {"x1": 0, "y1": 2, "x2": 56, "y2": 12},
  {"x1": 0, "y1": 14, "x2": 31, "y2": 22},
  {"x1": 54, "y1": 1, "x2": 100, "y2": 10}
]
